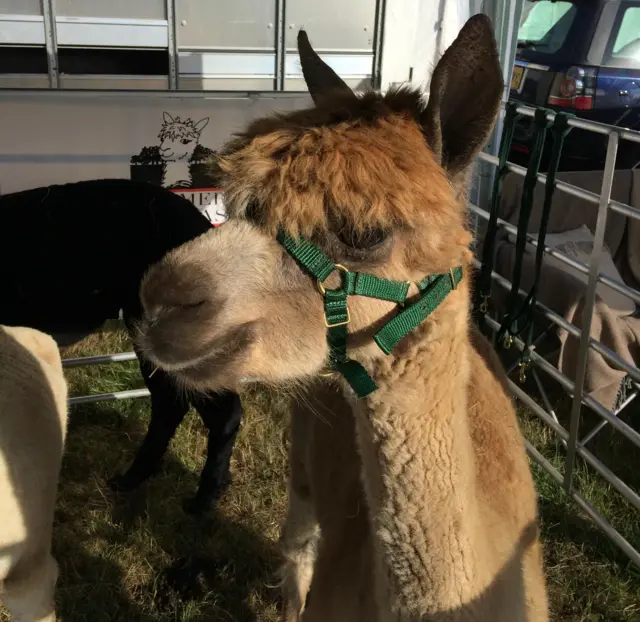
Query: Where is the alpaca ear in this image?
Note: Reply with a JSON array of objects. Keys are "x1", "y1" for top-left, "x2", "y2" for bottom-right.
[
  {"x1": 422, "y1": 14, "x2": 504, "y2": 177},
  {"x1": 194, "y1": 117, "x2": 210, "y2": 133},
  {"x1": 163, "y1": 112, "x2": 174, "y2": 124},
  {"x1": 297, "y1": 29, "x2": 357, "y2": 105}
]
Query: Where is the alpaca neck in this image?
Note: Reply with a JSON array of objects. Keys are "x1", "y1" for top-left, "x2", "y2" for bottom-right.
[
  {"x1": 350, "y1": 283, "x2": 488, "y2": 618},
  {"x1": 162, "y1": 160, "x2": 191, "y2": 187}
]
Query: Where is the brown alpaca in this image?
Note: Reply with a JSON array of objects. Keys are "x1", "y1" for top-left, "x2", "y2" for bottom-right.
[
  {"x1": 136, "y1": 16, "x2": 549, "y2": 621},
  {"x1": 0, "y1": 326, "x2": 68, "y2": 621}
]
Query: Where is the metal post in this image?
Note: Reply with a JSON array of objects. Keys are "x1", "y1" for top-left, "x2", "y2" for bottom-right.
[
  {"x1": 69, "y1": 388, "x2": 150, "y2": 406},
  {"x1": 275, "y1": 0, "x2": 286, "y2": 91},
  {"x1": 371, "y1": 0, "x2": 386, "y2": 90},
  {"x1": 564, "y1": 131, "x2": 619, "y2": 493},
  {"x1": 41, "y1": 0, "x2": 59, "y2": 88},
  {"x1": 476, "y1": 0, "x2": 524, "y2": 209},
  {"x1": 166, "y1": 0, "x2": 178, "y2": 90},
  {"x1": 62, "y1": 351, "x2": 138, "y2": 368}
]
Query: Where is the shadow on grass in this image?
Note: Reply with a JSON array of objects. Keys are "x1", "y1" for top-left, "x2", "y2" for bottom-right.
[
  {"x1": 52, "y1": 398, "x2": 281, "y2": 622},
  {"x1": 490, "y1": 340, "x2": 640, "y2": 619},
  {"x1": 502, "y1": 368, "x2": 640, "y2": 620},
  {"x1": 535, "y1": 474, "x2": 640, "y2": 622}
]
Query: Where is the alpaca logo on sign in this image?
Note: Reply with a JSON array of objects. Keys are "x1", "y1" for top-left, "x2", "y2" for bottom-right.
[
  {"x1": 158, "y1": 112, "x2": 208, "y2": 188},
  {"x1": 130, "y1": 111, "x2": 228, "y2": 226}
]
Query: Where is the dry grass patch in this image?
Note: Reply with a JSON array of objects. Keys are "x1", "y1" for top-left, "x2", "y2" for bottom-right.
[{"x1": 1, "y1": 325, "x2": 639, "y2": 620}]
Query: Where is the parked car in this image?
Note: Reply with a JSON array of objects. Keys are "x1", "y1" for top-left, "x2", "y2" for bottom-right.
[{"x1": 509, "y1": 0, "x2": 640, "y2": 171}]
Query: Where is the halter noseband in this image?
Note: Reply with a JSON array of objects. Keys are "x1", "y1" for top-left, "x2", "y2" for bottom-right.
[{"x1": 277, "y1": 231, "x2": 463, "y2": 398}]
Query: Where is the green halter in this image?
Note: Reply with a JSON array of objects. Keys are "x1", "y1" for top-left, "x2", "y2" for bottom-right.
[{"x1": 277, "y1": 231, "x2": 463, "y2": 398}]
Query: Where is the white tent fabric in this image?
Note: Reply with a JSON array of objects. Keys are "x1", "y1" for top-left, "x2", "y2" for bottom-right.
[
  {"x1": 380, "y1": 0, "x2": 512, "y2": 93},
  {"x1": 410, "y1": 0, "x2": 473, "y2": 89}
]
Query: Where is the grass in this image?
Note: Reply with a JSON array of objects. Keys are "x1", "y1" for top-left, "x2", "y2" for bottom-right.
[
  {"x1": 2, "y1": 324, "x2": 640, "y2": 621},
  {"x1": 521, "y1": 417, "x2": 640, "y2": 620}
]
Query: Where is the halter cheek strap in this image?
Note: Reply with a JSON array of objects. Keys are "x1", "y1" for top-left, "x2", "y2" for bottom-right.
[{"x1": 277, "y1": 231, "x2": 463, "y2": 399}]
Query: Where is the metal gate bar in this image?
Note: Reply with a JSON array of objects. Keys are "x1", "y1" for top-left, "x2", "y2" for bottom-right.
[
  {"x1": 473, "y1": 226, "x2": 640, "y2": 448},
  {"x1": 471, "y1": 198, "x2": 640, "y2": 304},
  {"x1": 63, "y1": 352, "x2": 138, "y2": 368},
  {"x1": 469, "y1": 218, "x2": 640, "y2": 383},
  {"x1": 482, "y1": 315, "x2": 640, "y2": 515},
  {"x1": 68, "y1": 388, "x2": 150, "y2": 406},
  {"x1": 62, "y1": 351, "x2": 147, "y2": 405},
  {"x1": 477, "y1": 153, "x2": 640, "y2": 221}
]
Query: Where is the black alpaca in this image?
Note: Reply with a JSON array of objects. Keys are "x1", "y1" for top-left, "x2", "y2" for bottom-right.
[{"x1": 0, "y1": 179, "x2": 241, "y2": 514}]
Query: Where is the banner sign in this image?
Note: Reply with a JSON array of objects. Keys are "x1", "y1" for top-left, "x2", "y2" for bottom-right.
[{"x1": 0, "y1": 93, "x2": 312, "y2": 225}]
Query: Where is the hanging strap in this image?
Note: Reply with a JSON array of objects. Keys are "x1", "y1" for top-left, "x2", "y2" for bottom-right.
[
  {"x1": 506, "y1": 112, "x2": 574, "y2": 379},
  {"x1": 504, "y1": 113, "x2": 573, "y2": 341},
  {"x1": 474, "y1": 101, "x2": 521, "y2": 325},
  {"x1": 497, "y1": 108, "x2": 553, "y2": 347}
]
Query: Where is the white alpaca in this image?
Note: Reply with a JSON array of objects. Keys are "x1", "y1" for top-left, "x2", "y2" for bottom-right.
[
  {"x1": 158, "y1": 112, "x2": 209, "y2": 188},
  {"x1": 0, "y1": 326, "x2": 68, "y2": 622}
]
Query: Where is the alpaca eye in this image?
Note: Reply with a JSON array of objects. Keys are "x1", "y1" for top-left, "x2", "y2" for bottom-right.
[
  {"x1": 180, "y1": 301, "x2": 205, "y2": 309},
  {"x1": 337, "y1": 227, "x2": 387, "y2": 250},
  {"x1": 180, "y1": 139, "x2": 191, "y2": 145}
]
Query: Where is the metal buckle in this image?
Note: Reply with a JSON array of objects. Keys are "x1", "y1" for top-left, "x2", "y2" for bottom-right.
[
  {"x1": 324, "y1": 306, "x2": 351, "y2": 328},
  {"x1": 318, "y1": 369, "x2": 336, "y2": 378},
  {"x1": 317, "y1": 264, "x2": 351, "y2": 327},
  {"x1": 316, "y1": 264, "x2": 349, "y2": 296},
  {"x1": 518, "y1": 358, "x2": 530, "y2": 384},
  {"x1": 449, "y1": 268, "x2": 458, "y2": 290},
  {"x1": 480, "y1": 294, "x2": 489, "y2": 313}
]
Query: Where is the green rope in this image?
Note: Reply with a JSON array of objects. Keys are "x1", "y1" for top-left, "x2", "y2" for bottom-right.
[
  {"x1": 498, "y1": 107, "x2": 553, "y2": 347},
  {"x1": 475, "y1": 101, "x2": 521, "y2": 326},
  {"x1": 506, "y1": 113, "x2": 573, "y2": 338},
  {"x1": 508, "y1": 112, "x2": 574, "y2": 378}
]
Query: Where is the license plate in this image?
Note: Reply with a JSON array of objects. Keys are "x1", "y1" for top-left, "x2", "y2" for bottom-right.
[{"x1": 511, "y1": 65, "x2": 525, "y2": 91}]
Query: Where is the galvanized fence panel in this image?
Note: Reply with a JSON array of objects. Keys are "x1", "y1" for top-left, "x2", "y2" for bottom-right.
[{"x1": 471, "y1": 101, "x2": 640, "y2": 568}]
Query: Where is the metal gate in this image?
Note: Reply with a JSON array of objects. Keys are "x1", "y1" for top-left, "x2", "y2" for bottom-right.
[{"x1": 471, "y1": 103, "x2": 640, "y2": 568}]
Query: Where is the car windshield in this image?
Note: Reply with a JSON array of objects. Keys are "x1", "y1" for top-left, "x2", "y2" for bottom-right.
[{"x1": 518, "y1": 1, "x2": 578, "y2": 55}]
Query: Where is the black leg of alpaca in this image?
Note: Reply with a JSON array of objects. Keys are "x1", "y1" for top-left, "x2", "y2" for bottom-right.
[
  {"x1": 108, "y1": 348, "x2": 190, "y2": 493},
  {"x1": 108, "y1": 309, "x2": 189, "y2": 493},
  {"x1": 182, "y1": 390, "x2": 243, "y2": 515}
]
